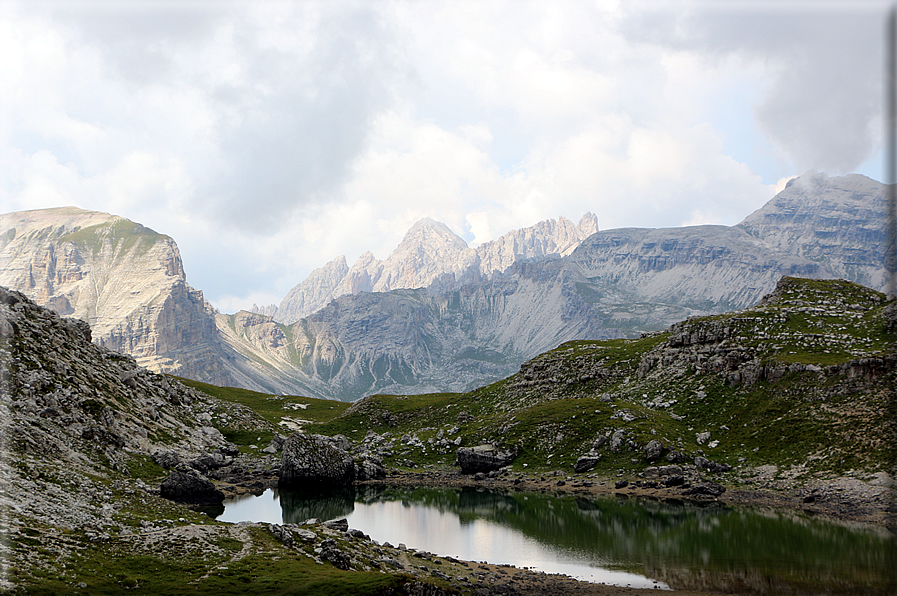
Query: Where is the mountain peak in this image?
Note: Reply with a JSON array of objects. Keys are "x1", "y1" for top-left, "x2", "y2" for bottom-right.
[{"x1": 400, "y1": 218, "x2": 469, "y2": 250}]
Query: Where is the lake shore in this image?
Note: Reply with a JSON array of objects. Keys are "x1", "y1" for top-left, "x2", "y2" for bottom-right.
[{"x1": 357, "y1": 466, "x2": 896, "y2": 528}]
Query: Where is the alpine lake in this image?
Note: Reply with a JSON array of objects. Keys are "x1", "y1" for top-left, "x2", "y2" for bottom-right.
[{"x1": 215, "y1": 484, "x2": 896, "y2": 594}]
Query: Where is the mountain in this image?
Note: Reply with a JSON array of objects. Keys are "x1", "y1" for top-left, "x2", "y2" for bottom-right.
[
  {"x1": 274, "y1": 213, "x2": 599, "y2": 324},
  {"x1": 2, "y1": 172, "x2": 889, "y2": 401},
  {"x1": 218, "y1": 261, "x2": 617, "y2": 401},
  {"x1": 0, "y1": 207, "x2": 238, "y2": 386},
  {"x1": 737, "y1": 171, "x2": 886, "y2": 290}
]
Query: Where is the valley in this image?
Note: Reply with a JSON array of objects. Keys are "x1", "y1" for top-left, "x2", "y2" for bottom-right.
[
  {"x1": 1, "y1": 275, "x2": 894, "y2": 594},
  {"x1": 1, "y1": 172, "x2": 889, "y2": 401}
]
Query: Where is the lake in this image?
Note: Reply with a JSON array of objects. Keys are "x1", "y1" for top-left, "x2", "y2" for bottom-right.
[{"x1": 216, "y1": 484, "x2": 896, "y2": 593}]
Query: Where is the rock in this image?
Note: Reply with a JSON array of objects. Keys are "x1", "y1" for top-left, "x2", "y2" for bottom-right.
[
  {"x1": 615, "y1": 479, "x2": 629, "y2": 489},
  {"x1": 323, "y1": 518, "x2": 349, "y2": 532},
  {"x1": 293, "y1": 528, "x2": 318, "y2": 542},
  {"x1": 319, "y1": 538, "x2": 351, "y2": 570},
  {"x1": 354, "y1": 455, "x2": 386, "y2": 480},
  {"x1": 159, "y1": 464, "x2": 224, "y2": 505},
  {"x1": 665, "y1": 450, "x2": 686, "y2": 464},
  {"x1": 270, "y1": 524, "x2": 294, "y2": 547},
  {"x1": 609, "y1": 430, "x2": 626, "y2": 453},
  {"x1": 456, "y1": 445, "x2": 516, "y2": 474},
  {"x1": 682, "y1": 482, "x2": 726, "y2": 497},
  {"x1": 663, "y1": 475, "x2": 685, "y2": 487},
  {"x1": 574, "y1": 456, "x2": 600, "y2": 473},
  {"x1": 592, "y1": 435, "x2": 608, "y2": 450},
  {"x1": 694, "y1": 456, "x2": 710, "y2": 469},
  {"x1": 152, "y1": 450, "x2": 181, "y2": 470},
  {"x1": 279, "y1": 433, "x2": 356, "y2": 488},
  {"x1": 644, "y1": 440, "x2": 664, "y2": 462},
  {"x1": 188, "y1": 452, "x2": 229, "y2": 472},
  {"x1": 696, "y1": 432, "x2": 711, "y2": 445},
  {"x1": 708, "y1": 461, "x2": 732, "y2": 474}
]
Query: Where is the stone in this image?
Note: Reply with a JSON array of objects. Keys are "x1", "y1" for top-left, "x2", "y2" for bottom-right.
[
  {"x1": 456, "y1": 445, "x2": 516, "y2": 474},
  {"x1": 319, "y1": 539, "x2": 351, "y2": 570},
  {"x1": 609, "y1": 430, "x2": 627, "y2": 453},
  {"x1": 279, "y1": 433, "x2": 356, "y2": 488},
  {"x1": 665, "y1": 450, "x2": 686, "y2": 464},
  {"x1": 614, "y1": 479, "x2": 629, "y2": 489},
  {"x1": 323, "y1": 518, "x2": 349, "y2": 532},
  {"x1": 354, "y1": 455, "x2": 386, "y2": 481},
  {"x1": 682, "y1": 482, "x2": 726, "y2": 497},
  {"x1": 159, "y1": 464, "x2": 224, "y2": 505},
  {"x1": 644, "y1": 440, "x2": 664, "y2": 462},
  {"x1": 152, "y1": 450, "x2": 181, "y2": 470},
  {"x1": 696, "y1": 432, "x2": 711, "y2": 445},
  {"x1": 574, "y1": 456, "x2": 600, "y2": 473}
]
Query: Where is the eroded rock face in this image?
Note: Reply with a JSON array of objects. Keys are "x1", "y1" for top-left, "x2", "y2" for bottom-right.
[
  {"x1": 456, "y1": 445, "x2": 516, "y2": 474},
  {"x1": 160, "y1": 464, "x2": 225, "y2": 505},
  {"x1": 0, "y1": 207, "x2": 237, "y2": 387},
  {"x1": 279, "y1": 433, "x2": 356, "y2": 487}
]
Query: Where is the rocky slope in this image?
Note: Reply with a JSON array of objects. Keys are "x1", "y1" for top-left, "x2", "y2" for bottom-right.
[
  {"x1": 218, "y1": 260, "x2": 617, "y2": 401},
  {"x1": 317, "y1": 277, "x2": 896, "y2": 525},
  {"x1": 274, "y1": 213, "x2": 599, "y2": 324},
  {"x1": 0, "y1": 207, "x2": 236, "y2": 386},
  {"x1": 738, "y1": 171, "x2": 886, "y2": 290}
]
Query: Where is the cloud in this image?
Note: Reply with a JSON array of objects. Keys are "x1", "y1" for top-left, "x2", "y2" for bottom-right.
[
  {"x1": 620, "y1": 0, "x2": 888, "y2": 174},
  {"x1": 1, "y1": 0, "x2": 887, "y2": 311}
]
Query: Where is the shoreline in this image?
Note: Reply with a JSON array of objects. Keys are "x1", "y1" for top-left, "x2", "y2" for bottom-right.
[{"x1": 213, "y1": 467, "x2": 895, "y2": 595}]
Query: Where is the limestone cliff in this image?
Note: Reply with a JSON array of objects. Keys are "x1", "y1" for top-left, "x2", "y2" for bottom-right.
[
  {"x1": 737, "y1": 171, "x2": 886, "y2": 290},
  {"x1": 0, "y1": 207, "x2": 235, "y2": 386},
  {"x1": 274, "y1": 213, "x2": 599, "y2": 324}
]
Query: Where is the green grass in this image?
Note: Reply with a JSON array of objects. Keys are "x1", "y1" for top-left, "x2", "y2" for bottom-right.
[
  {"x1": 14, "y1": 525, "x2": 421, "y2": 596},
  {"x1": 174, "y1": 377, "x2": 350, "y2": 429},
  {"x1": 302, "y1": 278, "x2": 896, "y2": 479}
]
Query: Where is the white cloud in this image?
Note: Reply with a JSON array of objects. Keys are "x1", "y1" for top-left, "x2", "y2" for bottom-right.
[{"x1": 0, "y1": 0, "x2": 885, "y2": 310}]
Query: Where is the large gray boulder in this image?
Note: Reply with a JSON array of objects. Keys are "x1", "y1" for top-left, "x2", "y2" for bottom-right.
[
  {"x1": 354, "y1": 455, "x2": 386, "y2": 480},
  {"x1": 160, "y1": 464, "x2": 224, "y2": 505},
  {"x1": 456, "y1": 445, "x2": 516, "y2": 474},
  {"x1": 279, "y1": 433, "x2": 356, "y2": 488}
]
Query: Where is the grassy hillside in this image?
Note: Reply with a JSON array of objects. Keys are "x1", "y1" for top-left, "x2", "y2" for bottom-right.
[{"x1": 301, "y1": 278, "x2": 896, "y2": 480}]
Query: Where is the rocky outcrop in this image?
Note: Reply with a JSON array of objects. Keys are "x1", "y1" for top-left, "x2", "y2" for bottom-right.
[
  {"x1": 456, "y1": 445, "x2": 516, "y2": 474},
  {"x1": 279, "y1": 433, "x2": 357, "y2": 487},
  {"x1": 0, "y1": 207, "x2": 240, "y2": 387},
  {"x1": 274, "y1": 214, "x2": 599, "y2": 324},
  {"x1": 160, "y1": 464, "x2": 225, "y2": 505}
]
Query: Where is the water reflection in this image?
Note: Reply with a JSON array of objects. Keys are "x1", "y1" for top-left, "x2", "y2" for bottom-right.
[
  {"x1": 219, "y1": 485, "x2": 896, "y2": 593},
  {"x1": 280, "y1": 486, "x2": 355, "y2": 524}
]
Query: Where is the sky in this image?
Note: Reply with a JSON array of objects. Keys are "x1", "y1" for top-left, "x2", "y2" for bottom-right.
[{"x1": 0, "y1": 0, "x2": 891, "y2": 312}]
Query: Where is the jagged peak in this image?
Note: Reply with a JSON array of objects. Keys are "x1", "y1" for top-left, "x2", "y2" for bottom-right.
[{"x1": 399, "y1": 218, "x2": 469, "y2": 250}]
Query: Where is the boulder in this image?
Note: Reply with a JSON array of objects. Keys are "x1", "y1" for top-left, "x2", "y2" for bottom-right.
[
  {"x1": 354, "y1": 455, "x2": 386, "y2": 480},
  {"x1": 160, "y1": 464, "x2": 224, "y2": 505},
  {"x1": 665, "y1": 450, "x2": 686, "y2": 464},
  {"x1": 279, "y1": 433, "x2": 356, "y2": 488},
  {"x1": 456, "y1": 445, "x2": 516, "y2": 474},
  {"x1": 682, "y1": 482, "x2": 726, "y2": 497},
  {"x1": 609, "y1": 430, "x2": 626, "y2": 453},
  {"x1": 574, "y1": 455, "x2": 600, "y2": 473},
  {"x1": 644, "y1": 440, "x2": 664, "y2": 462}
]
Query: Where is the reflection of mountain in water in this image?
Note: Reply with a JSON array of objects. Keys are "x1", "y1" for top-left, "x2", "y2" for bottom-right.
[
  {"x1": 279, "y1": 487, "x2": 355, "y2": 524},
  {"x1": 345, "y1": 485, "x2": 895, "y2": 593}
]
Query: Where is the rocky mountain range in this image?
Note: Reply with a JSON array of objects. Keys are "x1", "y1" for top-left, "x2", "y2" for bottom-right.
[
  {"x1": 272, "y1": 213, "x2": 599, "y2": 324},
  {"x1": 1, "y1": 171, "x2": 890, "y2": 400}
]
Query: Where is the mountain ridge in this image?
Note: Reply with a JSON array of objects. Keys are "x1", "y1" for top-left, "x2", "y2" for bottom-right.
[
  {"x1": 273, "y1": 212, "x2": 599, "y2": 324},
  {"x1": 1, "y1": 171, "x2": 889, "y2": 401}
]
